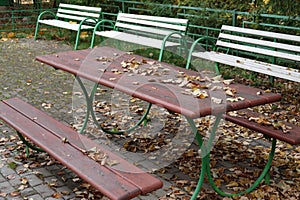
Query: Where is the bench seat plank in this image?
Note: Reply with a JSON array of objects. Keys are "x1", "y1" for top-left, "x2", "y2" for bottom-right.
[
  {"x1": 192, "y1": 51, "x2": 300, "y2": 82},
  {"x1": 216, "y1": 40, "x2": 300, "y2": 62},
  {"x1": 94, "y1": 30, "x2": 179, "y2": 48},
  {"x1": 225, "y1": 109, "x2": 300, "y2": 145},
  {"x1": 0, "y1": 98, "x2": 163, "y2": 200},
  {"x1": 38, "y1": 20, "x2": 95, "y2": 31}
]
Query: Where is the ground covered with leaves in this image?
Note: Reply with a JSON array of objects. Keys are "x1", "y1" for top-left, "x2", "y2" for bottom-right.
[{"x1": 0, "y1": 38, "x2": 299, "y2": 199}]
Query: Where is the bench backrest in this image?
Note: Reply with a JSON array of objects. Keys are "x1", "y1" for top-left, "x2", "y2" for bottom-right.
[
  {"x1": 114, "y1": 13, "x2": 188, "y2": 38},
  {"x1": 217, "y1": 25, "x2": 300, "y2": 64},
  {"x1": 57, "y1": 3, "x2": 102, "y2": 23}
]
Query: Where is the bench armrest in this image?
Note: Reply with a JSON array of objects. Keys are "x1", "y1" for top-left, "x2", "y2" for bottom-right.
[
  {"x1": 159, "y1": 31, "x2": 187, "y2": 61},
  {"x1": 90, "y1": 19, "x2": 116, "y2": 48},
  {"x1": 37, "y1": 10, "x2": 57, "y2": 21},
  {"x1": 186, "y1": 36, "x2": 216, "y2": 69}
]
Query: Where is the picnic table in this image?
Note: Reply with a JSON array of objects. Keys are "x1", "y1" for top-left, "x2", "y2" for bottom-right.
[{"x1": 35, "y1": 46, "x2": 282, "y2": 198}]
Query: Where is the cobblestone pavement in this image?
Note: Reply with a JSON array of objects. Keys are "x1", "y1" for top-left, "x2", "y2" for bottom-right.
[{"x1": 0, "y1": 38, "x2": 299, "y2": 200}]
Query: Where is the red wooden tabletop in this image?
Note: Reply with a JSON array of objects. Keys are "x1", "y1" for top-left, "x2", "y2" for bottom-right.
[{"x1": 36, "y1": 46, "x2": 281, "y2": 118}]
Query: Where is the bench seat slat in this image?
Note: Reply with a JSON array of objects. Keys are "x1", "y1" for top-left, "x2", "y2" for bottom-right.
[
  {"x1": 216, "y1": 40, "x2": 300, "y2": 62},
  {"x1": 225, "y1": 109, "x2": 300, "y2": 145},
  {"x1": 221, "y1": 25, "x2": 300, "y2": 43},
  {"x1": 192, "y1": 51, "x2": 300, "y2": 82},
  {"x1": 94, "y1": 30, "x2": 179, "y2": 48},
  {"x1": 219, "y1": 33, "x2": 300, "y2": 53},
  {"x1": 0, "y1": 98, "x2": 163, "y2": 199},
  {"x1": 0, "y1": 102, "x2": 140, "y2": 200},
  {"x1": 38, "y1": 20, "x2": 95, "y2": 30}
]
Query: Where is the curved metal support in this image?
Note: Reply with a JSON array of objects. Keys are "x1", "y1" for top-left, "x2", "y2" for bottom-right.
[
  {"x1": 16, "y1": 132, "x2": 44, "y2": 157},
  {"x1": 185, "y1": 36, "x2": 217, "y2": 72},
  {"x1": 34, "y1": 11, "x2": 57, "y2": 40},
  {"x1": 206, "y1": 138, "x2": 277, "y2": 197},
  {"x1": 159, "y1": 31, "x2": 187, "y2": 62},
  {"x1": 74, "y1": 17, "x2": 98, "y2": 50},
  {"x1": 186, "y1": 113, "x2": 277, "y2": 198},
  {"x1": 75, "y1": 76, "x2": 152, "y2": 134},
  {"x1": 186, "y1": 114, "x2": 222, "y2": 200},
  {"x1": 90, "y1": 19, "x2": 116, "y2": 48}
]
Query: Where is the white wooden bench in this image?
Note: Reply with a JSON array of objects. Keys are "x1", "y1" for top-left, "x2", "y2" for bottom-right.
[
  {"x1": 34, "y1": 3, "x2": 102, "y2": 50},
  {"x1": 187, "y1": 25, "x2": 300, "y2": 82},
  {"x1": 90, "y1": 13, "x2": 189, "y2": 61},
  {"x1": 186, "y1": 25, "x2": 300, "y2": 150}
]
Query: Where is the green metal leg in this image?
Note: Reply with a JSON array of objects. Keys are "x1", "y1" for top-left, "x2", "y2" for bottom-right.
[
  {"x1": 16, "y1": 132, "x2": 44, "y2": 157},
  {"x1": 34, "y1": 22, "x2": 40, "y2": 40},
  {"x1": 185, "y1": 115, "x2": 276, "y2": 198},
  {"x1": 75, "y1": 77, "x2": 152, "y2": 134},
  {"x1": 186, "y1": 114, "x2": 222, "y2": 199}
]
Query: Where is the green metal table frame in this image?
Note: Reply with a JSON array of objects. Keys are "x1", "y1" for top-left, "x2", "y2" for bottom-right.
[{"x1": 74, "y1": 74, "x2": 277, "y2": 198}]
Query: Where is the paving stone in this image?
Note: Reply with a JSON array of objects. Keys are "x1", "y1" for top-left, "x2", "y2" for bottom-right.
[
  {"x1": 26, "y1": 194, "x2": 44, "y2": 200},
  {"x1": 0, "y1": 164, "x2": 16, "y2": 177},
  {"x1": 0, "y1": 181, "x2": 15, "y2": 193},
  {"x1": 20, "y1": 187, "x2": 38, "y2": 197},
  {"x1": 22, "y1": 173, "x2": 43, "y2": 187},
  {"x1": 33, "y1": 184, "x2": 56, "y2": 199}
]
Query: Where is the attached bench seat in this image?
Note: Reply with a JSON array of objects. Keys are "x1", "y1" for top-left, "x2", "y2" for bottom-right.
[
  {"x1": 0, "y1": 98, "x2": 162, "y2": 200},
  {"x1": 225, "y1": 109, "x2": 300, "y2": 145},
  {"x1": 34, "y1": 3, "x2": 102, "y2": 50},
  {"x1": 90, "y1": 13, "x2": 189, "y2": 50}
]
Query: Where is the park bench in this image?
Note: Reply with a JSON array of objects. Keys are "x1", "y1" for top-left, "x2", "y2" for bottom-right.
[
  {"x1": 187, "y1": 25, "x2": 300, "y2": 146},
  {"x1": 34, "y1": 3, "x2": 102, "y2": 50},
  {"x1": 0, "y1": 98, "x2": 163, "y2": 200},
  {"x1": 90, "y1": 12, "x2": 189, "y2": 61}
]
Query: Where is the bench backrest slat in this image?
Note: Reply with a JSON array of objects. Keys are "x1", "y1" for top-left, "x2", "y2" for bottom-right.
[
  {"x1": 217, "y1": 40, "x2": 300, "y2": 62},
  {"x1": 115, "y1": 13, "x2": 188, "y2": 36},
  {"x1": 118, "y1": 13, "x2": 188, "y2": 25},
  {"x1": 56, "y1": 3, "x2": 101, "y2": 23},
  {"x1": 221, "y1": 25, "x2": 300, "y2": 43},
  {"x1": 59, "y1": 3, "x2": 102, "y2": 13},
  {"x1": 115, "y1": 22, "x2": 180, "y2": 37},
  {"x1": 56, "y1": 13, "x2": 96, "y2": 23},
  {"x1": 219, "y1": 33, "x2": 300, "y2": 53},
  {"x1": 57, "y1": 8, "x2": 100, "y2": 18}
]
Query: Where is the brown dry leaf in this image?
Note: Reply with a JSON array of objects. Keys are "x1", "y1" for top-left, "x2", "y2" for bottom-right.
[
  {"x1": 10, "y1": 191, "x2": 20, "y2": 197},
  {"x1": 0, "y1": 192, "x2": 7, "y2": 197},
  {"x1": 20, "y1": 177, "x2": 28, "y2": 185},
  {"x1": 52, "y1": 192, "x2": 62, "y2": 198}
]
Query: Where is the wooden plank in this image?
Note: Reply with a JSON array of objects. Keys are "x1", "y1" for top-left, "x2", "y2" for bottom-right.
[
  {"x1": 216, "y1": 40, "x2": 300, "y2": 62},
  {"x1": 192, "y1": 51, "x2": 300, "y2": 82},
  {"x1": 57, "y1": 8, "x2": 101, "y2": 18},
  {"x1": 56, "y1": 13, "x2": 97, "y2": 23},
  {"x1": 221, "y1": 25, "x2": 300, "y2": 42},
  {"x1": 0, "y1": 101, "x2": 141, "y2": 200},
  {"x1": 218, "y1": 33, "x2": 300, "y2": 53},
  {"x1": 117, "y1": 15, "x2": 187, "y2": 32},
  {"x1": 39, "y1": 20, "x2": 94, "y2": 30},
  {"x1": 94, "y1": 31, "x2": 180, "y2": 48},
  {"x1": 118, "y1": 13, "x2": 188, "y2": 25},
  {"x1": 225, "y1": 110, "x2": 300, "y2": 145},
  {"x1": 59, "y1": 3, "x2": 102, "y2": 12},
  {"x1": 115, "y1": 22, "x2": 176, "y2": 37},
  {"x1": 2, "y1": 98, "x2": 163, "y2": 195}
]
